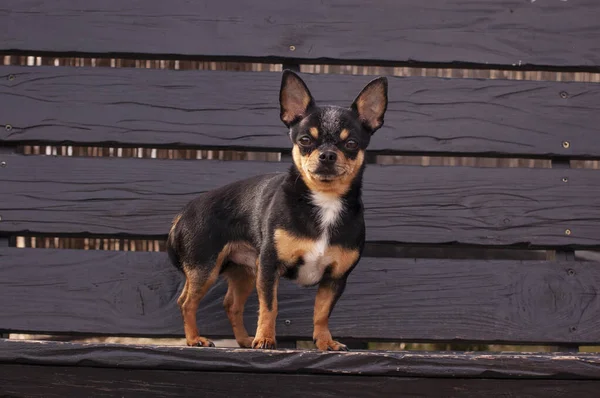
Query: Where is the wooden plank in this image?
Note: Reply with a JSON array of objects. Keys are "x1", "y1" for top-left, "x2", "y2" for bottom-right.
[
  {"x1": 2, "y1": 248, "x2": 600, "y2": 344},
  {"x1": 2, "y1": 66, "x2": 600, "y2": 157},
  {"x1": 1, "y1": 154, "x2": 600, "y2": 246},
  {"x1": 2, "y1": 1, "x2": 600, "y2": 67},
  {"x1": 2, "y1": 364, "x2": 599, "y2": 398},
  {"x1": 3, "y1": 340, "x2": 600, "y2": 379}
]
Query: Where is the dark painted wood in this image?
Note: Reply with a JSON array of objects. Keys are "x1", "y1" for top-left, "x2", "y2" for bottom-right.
[
  {"x1": 2, "y1": 67, "x2": 600, "y2": 157},
  {"x1": 1, "y1": 154, "x2": 599, "y2": 246},
  {"x1": 2, "y1": 364, "x2": 599, "y2": 398},
  {"x1": 3, "y1": 340, "x2": 600, "y2": 379},
  {"x1": 2, "y1": 1, "x2": 600, "y2": 67},
  {"x1": 2, "y1": 248, "x2": 600, "y2": 344},
  {"x1": 553, "y1": 155, "x2": 579, "y2": 356}
]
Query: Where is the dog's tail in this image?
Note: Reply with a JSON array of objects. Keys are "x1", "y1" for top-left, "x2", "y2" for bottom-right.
[{"x1": 167, "y1": 214, "x2": 184, "y2": 272}]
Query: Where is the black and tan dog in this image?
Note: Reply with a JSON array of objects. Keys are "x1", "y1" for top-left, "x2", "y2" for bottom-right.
[{"x1": 167, "y1": 70, "x2": 388, "y2": 351}]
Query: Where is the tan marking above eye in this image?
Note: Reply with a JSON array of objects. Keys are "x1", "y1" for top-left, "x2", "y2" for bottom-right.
[
  {"x1": 309, "y1": 127, "x2": 319, "y2": 139},
  {"x1": 339, "y1": 129, "x2": 349, "y2": 141}
]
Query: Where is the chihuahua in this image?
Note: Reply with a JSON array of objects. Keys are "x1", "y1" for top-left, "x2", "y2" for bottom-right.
[{"x1": 167, "y1": 70, "x2": 388, "y2": 351}]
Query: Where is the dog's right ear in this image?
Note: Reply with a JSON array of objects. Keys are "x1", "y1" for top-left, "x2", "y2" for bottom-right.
[{"x1": 280, "y1": 70, "x2": 315, "y2": 127}]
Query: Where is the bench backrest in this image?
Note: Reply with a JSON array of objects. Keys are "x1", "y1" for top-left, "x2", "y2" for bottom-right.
[{"x1": 1, "y1": 1, "x2": 600, "y2": 348}]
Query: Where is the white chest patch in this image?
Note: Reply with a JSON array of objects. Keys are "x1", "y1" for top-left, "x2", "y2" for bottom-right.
[
  {"x1": 312, "y1": 192, "x2": 344, "y2": 231},
  {"x1": 295, "y1": 193, "x2": 344, "y2": 286}
]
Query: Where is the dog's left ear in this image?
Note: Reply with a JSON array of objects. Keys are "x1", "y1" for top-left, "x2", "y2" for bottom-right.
[
  {"x1": 280, "y1": 70, "x2": 315, "y2": 127},
  {"x1": 351, "y1": 77, "x2": 388, "y2": 134}
]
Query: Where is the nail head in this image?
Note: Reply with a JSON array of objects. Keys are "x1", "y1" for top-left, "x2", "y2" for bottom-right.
[
  {"x1": 567, "y1": 269, "x2": 575, "y2": 276},
  {"x1": 562, "y1": 177, "x2": 568, "y2": 183},
  {"x1": 570, "y1": 326, "x2": 577, "y2": 333},
  {"x1": 289, "y1": 45, "x2": 296, "y2": 52},
  {"x1": 565, "y1": 229, "x2": 572, "y2": 236},
  {"x1": 562, "y1": 141, "x2": 570, "y2": 149},
  {"x1": 8, "y1": 74, "x2": 15, "y2": 81},
  {"x1": 559, "y1": 91, "x2": 569, "y2": 99},
  {"x1": 5, "y1": 124, "x2": 12, "y2": 131},
  {"x1": 0, "y1": 161, "x2": 5, "y2": 167},
  {"x1": 284, "y1": 319, "x2": 291, "y2": 325}
]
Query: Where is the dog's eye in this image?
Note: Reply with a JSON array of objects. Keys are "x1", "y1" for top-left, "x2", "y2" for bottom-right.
[
  {"x1": 298, "y1": 136, "x2": 312, "y2": 146},
  {"x1": 345, "y1": 140, "x2": 359, "y2": 150}
]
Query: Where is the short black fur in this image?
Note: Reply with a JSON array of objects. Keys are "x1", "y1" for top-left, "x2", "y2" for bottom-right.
[{"x1": 167, "y1": 70, "x2": 388, "y2": 351}]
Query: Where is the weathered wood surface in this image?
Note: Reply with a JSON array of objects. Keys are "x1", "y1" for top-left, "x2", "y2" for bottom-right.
[
  {"x1": 2, "y1": 248, "x2": 600, "y2": 343},
  {"x1": 3, "y1": 365, "x2": 599, "y2": 398},
  {"x1": 2, "y1": 67, "x2": 600, "y2": 157},
  {"x1": 1, "y1": 154, "x2": 599, "y2": 246},
  {"x1": 2, "y1": 1, "x2": 600, "y2": 67},
  {"x1": 3, "y1": 340, "x2": 600, "y2": 379}
]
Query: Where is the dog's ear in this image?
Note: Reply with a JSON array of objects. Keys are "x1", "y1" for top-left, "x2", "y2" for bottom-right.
[
  {"x1": 351, "y1": 77, "x2": 388, "y2": 133},
  {"x1": 280, "y1": 70, "x2": 315, "y2": 127}
]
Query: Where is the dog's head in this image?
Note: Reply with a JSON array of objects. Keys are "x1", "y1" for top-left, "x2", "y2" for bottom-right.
[{"x1": 279, "y1": 70, "x2": 388, "y2": 196}]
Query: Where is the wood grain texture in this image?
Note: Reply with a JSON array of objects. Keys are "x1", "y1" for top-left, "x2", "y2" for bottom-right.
[
  {"x1": 1, "y1": 154, "x2": 599, "y2": 246},
  {"x1": 2, "y1": 67, "x2": 600, "y2": 157},
  {"x1": 2, "y1": 365, "x2": 599, "y2": 398},
  {"x1": 3, "y1": 340, "x2": 600, "y2": 379},
  {"x1": 2, "y1": 248, "x2": 600, "y2": 344},
  {"x1": 2, "y1": 1, "x2": 600, "y2": 67}
]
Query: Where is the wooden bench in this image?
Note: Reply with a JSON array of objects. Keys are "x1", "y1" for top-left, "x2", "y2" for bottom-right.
[{"x1": 2, "y1": 1, "x2": 600, "y2": 396}]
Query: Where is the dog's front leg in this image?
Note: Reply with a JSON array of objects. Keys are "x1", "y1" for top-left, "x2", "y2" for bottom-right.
[
  {"x1": 253, "y1": 250, "x2": 279, "y2": 349},
  {"x1": 313, "y1": 276, "x2": 349, "y2": 351}
]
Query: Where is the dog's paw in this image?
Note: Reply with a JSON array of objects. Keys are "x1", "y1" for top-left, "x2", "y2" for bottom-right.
[
  {"x1": 252, "y1": 336, "x2": 277, "y2": 350},
  {"x1": 314, "y1": 338, "x2": 348, "y2": 352},
  {"x1": 187, "y1": 336, "x2": 215, "y2": 348},
  {"x1": 237, "y1": 336, "x2": 254, "y2": 348}
]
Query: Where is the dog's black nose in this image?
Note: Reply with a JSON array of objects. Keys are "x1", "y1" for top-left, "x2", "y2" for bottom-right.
[{"x1": 319, "y1": 151, "x2": 337, "y2": 164}]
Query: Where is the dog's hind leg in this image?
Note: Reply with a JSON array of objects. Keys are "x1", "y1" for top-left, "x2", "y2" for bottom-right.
[
  {"x1": 179, "y1": 264, "x2": 221, "y2": 347},
  {"x1": 223, "y1": 265, "x2": 256, "y2": 348},
  {"x1": 179, "y1": 243, "x2": 236, "y2": 347}
]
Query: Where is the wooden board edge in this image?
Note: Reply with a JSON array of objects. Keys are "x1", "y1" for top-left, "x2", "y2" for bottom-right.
[
  {"x1": 2, "y1": 339, "x2": 600, "y2": 379},
  {"x1": 3, "y1": 364, "x2": 600, "y2": 397}
]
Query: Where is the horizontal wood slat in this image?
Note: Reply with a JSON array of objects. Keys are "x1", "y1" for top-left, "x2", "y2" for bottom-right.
[
  {"x1": 1, "y1": 154, "x2": 599, "y2": 246},
  {"x1": 2, "y1": 1, "x2": 600, "y2": 67},
  {"x1": 2, "y1": 248, "x2": 600, "y2": 344},
  {"x1": 2, "y1": 340, "x2": 600, "y2": 379},
  {"x1": 2, "y1": 67, "x2": 600, "y2": 157},
  {"x1": 4, "y1": 365, "x2": 598, "y2": 398}
]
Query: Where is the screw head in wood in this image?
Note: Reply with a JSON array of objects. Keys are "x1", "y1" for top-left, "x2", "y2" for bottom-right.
[
  {"x1": 0, "y1": 161, "x2": 5, "y2": 167},
  {"x1": 8, "y1": 74, "x2": 15, "y2": 81},
  {"x1": 289, "y1": 45, "x2": 296, "y2": 52},
  {"x1": 559, "y1": 91, "x2": 569, "y2": 99},
  {"x1": 565, "y1": 229, "x2": 572, "y2": 236},
  {"x1": 5, "y1": 124, "x2": 12, "y2": 131},
  {"x1": 562, "y1": 141, "x2": 570, "y2": 149},
  {"x1": 570, "y1": 326, "x2": 577, "y2": 333},
  {"x1": 567, "y1": 269, "x2": 575, "y2": 276},
  {"x1": 562, "y1": 177, "x2": 568, "y2": 183},
  {"x1": 284, "y1": 319, "x2": 291, "y2": 325}
]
